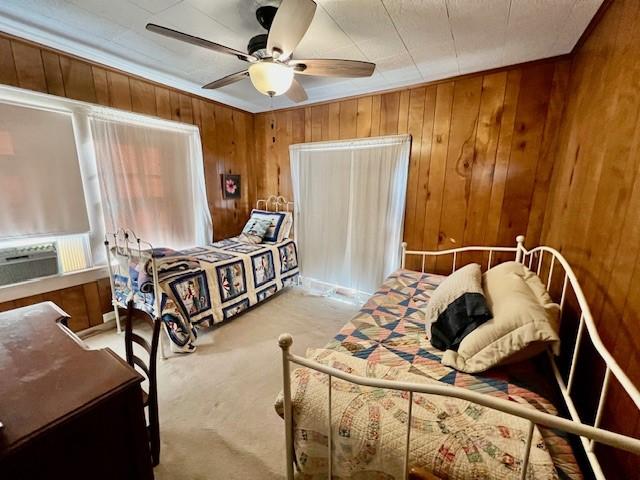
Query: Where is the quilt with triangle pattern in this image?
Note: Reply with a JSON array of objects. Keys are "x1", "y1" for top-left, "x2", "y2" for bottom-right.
[{"x1": 277, "y1": 269, "x2": 582, "y2": 480}]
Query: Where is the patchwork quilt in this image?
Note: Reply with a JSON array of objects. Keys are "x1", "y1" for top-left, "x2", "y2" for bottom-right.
[
  {"x1": 113, "y1": 237, "x2": 299, "y2": 352},
  {"x1": 275, "y1": 269, "x2": 582, "y2": 479}
]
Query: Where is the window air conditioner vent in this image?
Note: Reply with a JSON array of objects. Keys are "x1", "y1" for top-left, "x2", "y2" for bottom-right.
[{"x1": 0, "y1": 243, "x2": 59, "y2": 286}]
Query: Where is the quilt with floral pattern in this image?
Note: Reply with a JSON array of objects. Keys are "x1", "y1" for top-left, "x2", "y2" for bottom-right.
[
  {"x1": 275, "y1": 269, "x2": 582, "y2": 479},
  {"x1": 113, "y1": 237, "x2": 299, "y2": 352}
]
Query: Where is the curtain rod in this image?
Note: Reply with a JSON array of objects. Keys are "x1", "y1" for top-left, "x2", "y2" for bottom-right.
[{"x1": 289, "y1": 134, "x2": 411, "y2": 152}]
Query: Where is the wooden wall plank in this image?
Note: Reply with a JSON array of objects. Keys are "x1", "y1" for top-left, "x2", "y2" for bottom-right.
[
  {"x1": 41, "y1": 51, "x2": 65, "y2": 97},
  {"x1": 130, "y1": 78, "x2": 157, "y2": 116},
  {"x1": 422, "y1": 82, "x2": 455, "y2": 271},
  {"x1": 11, "y1": 41, "x2": 47, "y2": 93},
  {"x1": 0, "y1": 37, "x2": 18, "y2": 86},
  {"x1": 59, "y1": 56, "x2": 97, "y2": 103},
  {"x1": 106, "y1": 71, "x2": 132, "y2": 111},
  {"x1": 91, "y1": 66, "x2": 110, "y2": 106},
  {"x1": 356, "y1": 96, "x2": 373, "y2": 138},
  {"x1": 154, "y1": 87, "x2": 172, "y2": 120},
  {"x1": 338, "y1": 99, "x2": 357, "y2": 140},
  {"x1": 434, "y1": 76, "x2": 483, "y2": 272},
  {"x1": 402, "y1": 87, "x2": 427, "y2": 264}
]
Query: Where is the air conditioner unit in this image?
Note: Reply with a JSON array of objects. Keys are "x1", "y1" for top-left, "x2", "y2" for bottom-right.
[{"x1": 0, "y1": 243, "x2": 59, "y2": 286}]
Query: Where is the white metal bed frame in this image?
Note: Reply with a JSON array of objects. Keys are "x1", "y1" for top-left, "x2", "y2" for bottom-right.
[
  {"x1": 278, "y1": 235, "x2": 640, "y2": 480},
  {"x1": 104, "y1": 196, "x2": 295, "y2": 358}
]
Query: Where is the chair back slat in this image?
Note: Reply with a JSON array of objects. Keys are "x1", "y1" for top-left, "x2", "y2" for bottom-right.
[{"x1": 131, "y1": 332, "x2": 152, "y2": 355}]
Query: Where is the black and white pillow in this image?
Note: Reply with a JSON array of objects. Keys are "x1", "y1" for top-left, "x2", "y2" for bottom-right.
[
  {"x1": 421, "y1": 263, "x2": 492, "y2": 351},
  {"x1": 249, "y1": 210, "x2": 291, "y2": 243}
]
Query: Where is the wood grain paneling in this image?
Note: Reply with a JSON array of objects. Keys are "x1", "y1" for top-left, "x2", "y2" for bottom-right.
[
  {"x1": 254, "y1": 59, "x2": 570, "y2": 273},
  {"x1": 0, "y1": 32, "x2": 257, "y2": 329},
  {"x1": 541, "y1": 0, "x2": 640, "y2": 475}
]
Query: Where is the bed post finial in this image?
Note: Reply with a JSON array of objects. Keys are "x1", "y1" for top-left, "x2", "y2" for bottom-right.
[
  {"x1": 279, "y1": 332, "x2": 295, "y2": 479},
  {"x1": 401, "y1": 242, "x2": 407, "y2": 269},
  {"x1": 515, "y1": 235, "x2": 526, "y2": 263},
  {"x1": 279, "y1": 333, "x2": 293, "y2": 350}
]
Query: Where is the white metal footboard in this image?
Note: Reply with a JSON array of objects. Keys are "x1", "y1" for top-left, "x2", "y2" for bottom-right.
[
  {"x1": 279, "y1": 235, "x2": 640, "y2": 480},
  {"x1": 104, "y1": 229, "x2": 166, "y2": 358}
]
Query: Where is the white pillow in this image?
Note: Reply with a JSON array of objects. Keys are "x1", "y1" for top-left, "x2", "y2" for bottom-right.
[
  {"x1": 441, "y1": 261, "x2": 560, "y2": 373},
  {"x1": 421, "y1": 263, "x2": 492, "y2": 351}
]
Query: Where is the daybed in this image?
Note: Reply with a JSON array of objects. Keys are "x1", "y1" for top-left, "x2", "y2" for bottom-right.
[{"x1": 276, "y1": 236, "x2": 640, "y2": 479}]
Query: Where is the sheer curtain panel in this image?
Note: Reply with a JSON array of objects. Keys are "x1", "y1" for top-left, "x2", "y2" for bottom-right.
[
  {"x1": 0, "y1": 102, "x2": 89, "y2": 239},
  {"x1": 290, "y1": 135, "x2": 410, "y2": 295},
  {"x1": 90, "y1": 114, "x2": 212, "y2": 249}
]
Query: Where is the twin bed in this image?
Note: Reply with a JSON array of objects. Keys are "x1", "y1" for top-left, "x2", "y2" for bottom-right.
[
  {"x1": 105, "y1": 196, "x2": 299, "y2": 354},
  {"x1": 276, "y1": 238, "x2": 640, "y2": 479}
]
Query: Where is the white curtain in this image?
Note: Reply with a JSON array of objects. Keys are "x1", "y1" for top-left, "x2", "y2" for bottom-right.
[
  {"x1": 90, "y1": 113, "x2": 212, "y2": 249},
  {"x1": 0, "y1": 102, "x2": 90, "y2": 239},
  {"x1": 290, "y1": 135, "x2": 410, "y2": 295}
]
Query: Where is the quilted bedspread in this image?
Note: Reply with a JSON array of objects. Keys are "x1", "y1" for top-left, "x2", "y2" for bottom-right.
[
  {"x1": 113, "y1": 237, "x2": 299, "y2": 352},
  {"x1": 276, "y1": 269, "x2": 582, "y2": 479}
]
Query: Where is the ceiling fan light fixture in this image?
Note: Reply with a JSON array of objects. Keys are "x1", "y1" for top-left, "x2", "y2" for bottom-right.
[{"x1": 248, "y1": 61, "x2": 294, "y2": 97}]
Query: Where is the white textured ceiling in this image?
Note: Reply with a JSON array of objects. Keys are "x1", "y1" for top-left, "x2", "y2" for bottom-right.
[{"x1": 0, "y1": 0, "x2": 603, "y2": 113}]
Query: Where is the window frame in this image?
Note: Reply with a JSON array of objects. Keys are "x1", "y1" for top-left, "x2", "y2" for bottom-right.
[{"x1": 0, "y1": 84, "x2": 206, "y2": 300}]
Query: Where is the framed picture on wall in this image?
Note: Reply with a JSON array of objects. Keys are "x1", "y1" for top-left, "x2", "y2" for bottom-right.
[{"x1": 222, "y1": 174, "x2": 241, "y2": 199}]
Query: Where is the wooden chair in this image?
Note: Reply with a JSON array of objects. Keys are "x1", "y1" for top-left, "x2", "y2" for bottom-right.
[{"x1": 123, "y1": 300, "x2": 161, "y2": 467}]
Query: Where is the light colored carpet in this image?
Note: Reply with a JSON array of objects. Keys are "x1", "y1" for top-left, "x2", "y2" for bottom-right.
[{"x1": 83, "y1": 287, "x2": 360, "y2": 480}]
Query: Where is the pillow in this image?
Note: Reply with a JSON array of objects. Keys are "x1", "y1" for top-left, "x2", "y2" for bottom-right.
[
  {"x1": 421, "y1": 263, "x2": 492, "y2": 351},
  {"x1": 441, "y1": 261, "x2": 560, "y2": 373},
  {"x1": 279, "y1": 211, "x2": 293, "y2": 240},
  {"x1": 240, "y1": 217, "x2": 272, "y2": 244},
  {"x1": 248, "y1": 209, "x2": 289, "y2": 243}
]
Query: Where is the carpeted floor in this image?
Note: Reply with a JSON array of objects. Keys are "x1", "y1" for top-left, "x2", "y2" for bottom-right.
[{"x1": 83, "y1": 287, "x2": 360, "y2": 480}]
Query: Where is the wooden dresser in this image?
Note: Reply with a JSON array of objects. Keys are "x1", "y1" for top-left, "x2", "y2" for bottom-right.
[{"x1": 0, "y1": 302, "x2": 154, "y2": 480}]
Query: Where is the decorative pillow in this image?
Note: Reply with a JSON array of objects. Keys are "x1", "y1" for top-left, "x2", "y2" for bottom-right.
[
  {"x1": 240, "y1": 217, "x2": 272, "y2": 244},
  {"x1": 421, "y1": 263, "x2": 492, "y2": 351},
  {"x1": 441, "y1": 261, "x2": 560, "y2": 373},
  {"x1": 249, "y1": 209, "x2": 289, "y2": 243}
]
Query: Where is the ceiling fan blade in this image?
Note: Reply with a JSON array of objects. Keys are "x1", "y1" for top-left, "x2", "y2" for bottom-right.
[
  {"x1": 202, "y1": 71, "x2": 249, "y2": 90},
  {"x1": 146, "y1": 23, "x2": 256, "y2": 63},
  {"x1": 286, "y1": 77, "x2": 308, "y2": 103},
  {"x1": 267, "y1": 0, "x2": 317, "y2": 59},
  {"x1": 289, "y1": 59, "x2": 376, "y2": 77}
]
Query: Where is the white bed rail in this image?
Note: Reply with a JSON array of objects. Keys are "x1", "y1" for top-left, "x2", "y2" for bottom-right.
[{"x1": 279, "y1": 235, "x2": 640, "y2": 480}]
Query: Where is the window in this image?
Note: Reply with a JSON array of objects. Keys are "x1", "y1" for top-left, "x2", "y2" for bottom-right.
[
  {"x1": 0, "y1": 85, "x2": 211, "y2": 285},
  {"x1": 290, "y1": 135, "x2": 410, "y2": 296},
  {"x1": 90, "y1": 114, "x2": 211, "y2": 249},
  {"x1": 0, "y1": 102, "x2": 89, "y2": 239}
]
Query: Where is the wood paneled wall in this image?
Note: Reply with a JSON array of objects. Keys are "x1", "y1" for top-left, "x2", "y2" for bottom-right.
[
  {"x1": 254, "y1": 58, "x2": 570, "y2": 272},
  {"x1": 0, "y1": 32, "x2": 257, "y2": 330},
  {"x1": 541, "y1": 0, "x2": 640, "y2": 475}
]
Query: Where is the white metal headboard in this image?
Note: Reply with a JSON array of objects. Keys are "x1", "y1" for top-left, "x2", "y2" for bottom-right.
[
  {"x1": 279, "y1": 235, "x2": 640, "y2": 480},
  {"x1": 256, "y1": 195, "x2": 294, "y2": 213}
]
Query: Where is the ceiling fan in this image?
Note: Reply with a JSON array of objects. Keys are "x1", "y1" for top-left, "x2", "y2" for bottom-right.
[{"x1": 146, "y1": 0, "x2": 375, "y2": 103}]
